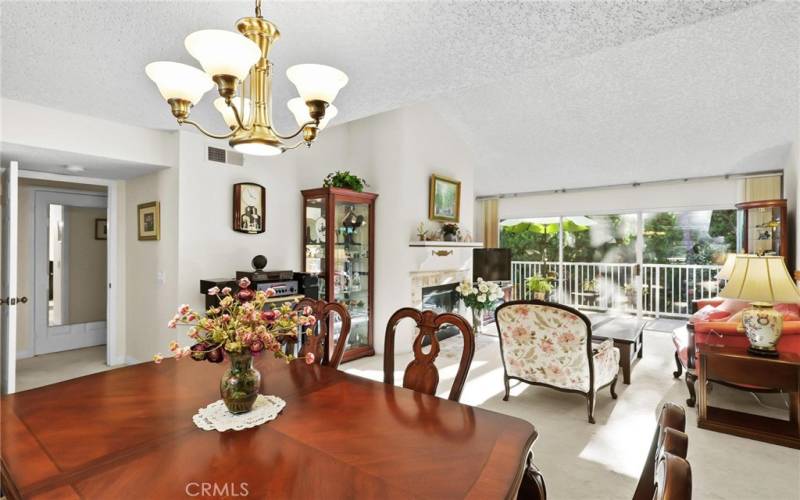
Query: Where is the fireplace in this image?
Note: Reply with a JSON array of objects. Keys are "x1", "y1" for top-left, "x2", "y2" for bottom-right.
[{"x1": 420, "y1": 283, "x2": 460, "y2": 345}]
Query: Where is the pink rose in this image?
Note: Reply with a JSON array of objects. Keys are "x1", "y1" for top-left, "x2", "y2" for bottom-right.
[
  {"x1": 186, "y1": 314, "x2": 196, "y2": 322},
  {"x1": 306, "y1": 315, "x2": 317, "y2": 326},
  {"x1": 221, "y1": 287, "x2": 232, "y2": 295},
  {"x1": 305, "y1": 352, "x2": 315, "y2": 365},
  {"x1": 179, "y1": 304, "x2": 190, "y2": 315},
  {"x1": 250, "y1": 341, "x2": 264, "y2": 353},
  {"x1": 207, "y1": 286, "x2": 220, "y2": 296},
  {"x1": 238, "y1": 277, "x2": 251, "y2": 289},
  {"x1": 264, "y1": 288, "x2": 276, "y2": 298},
  {"x1": 303, "y1": 306, "x2": 313, "y2": 315},
  {"x1": 167, "y1": 319, "x2": 177, "y2": 329}
]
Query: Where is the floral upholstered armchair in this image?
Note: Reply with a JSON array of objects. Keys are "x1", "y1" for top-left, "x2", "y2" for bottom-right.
[{"x1": 495, "y1": 300, "x2": 620, "y2": 423}]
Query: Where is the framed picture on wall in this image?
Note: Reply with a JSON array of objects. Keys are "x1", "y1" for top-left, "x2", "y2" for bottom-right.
[
  {"x1": 429, "y1": 174, "x2": 461, "y2": 222},
  {"x1": 95, "y1": 218, "x2": 107, "y2": 240},
  {"x1": 233, "y1": 182, "x2": 266, "y2": 234},
  {"x1": 137, "y1": 201, "x2": 160, "y2": 241}
]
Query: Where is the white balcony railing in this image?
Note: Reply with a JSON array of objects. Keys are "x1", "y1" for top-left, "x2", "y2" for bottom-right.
[{"x1": 511, "y1": 261, "x2": 721, "y2": 318}]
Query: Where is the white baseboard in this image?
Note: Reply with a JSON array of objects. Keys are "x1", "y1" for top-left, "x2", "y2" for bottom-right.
[
  {"x1": 124, "y1": 355, "x2": 141, "y2": 366},
  {"x1": 16, "y1": 349, "x2": 33, "y2": 360}
]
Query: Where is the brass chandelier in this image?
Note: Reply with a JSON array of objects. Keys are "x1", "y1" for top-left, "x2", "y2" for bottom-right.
[{"x1": 145, "y1": 0, "x2": 348, "y2": 156}]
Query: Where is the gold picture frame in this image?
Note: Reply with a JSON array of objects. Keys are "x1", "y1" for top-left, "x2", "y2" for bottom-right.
[
  {"x1": 137, "y1": 201, "x2": 160, "y2": 241},
  {"x1": 429, "y1": 174, "x2": 461, "y2": 222}
]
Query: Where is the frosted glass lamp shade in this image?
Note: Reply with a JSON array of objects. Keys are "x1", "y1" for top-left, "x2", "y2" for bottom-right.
[
  {"x1": 145, "y1": 61, "x2": 213, "y2": 104},
  {"x1": 286, "y1": 64, "x2": 348, "y2": 104},
  {"x1": 719, "y1": 255, "x2": 800, "y2": 304},
  {"x1": 214, "y1": 97, "x2": 251, "y2": 129},
  {"x1": 287, "y1": 98, "x2": 337, "y2": 129},
  {"x1": 234, "y1": 142, "x2": 283, "y2": 156},
  {"x1": 185, "y1": 30, "x2": 261, "y2": 80}
]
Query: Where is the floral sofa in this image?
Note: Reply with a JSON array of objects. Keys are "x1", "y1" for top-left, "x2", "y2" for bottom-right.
[
  {"x1": 495, "y1": 300, "x2": 620, "y2": 424},
  {"x1": 672, "y1": 297, "x2": 800, "y2": 406}
]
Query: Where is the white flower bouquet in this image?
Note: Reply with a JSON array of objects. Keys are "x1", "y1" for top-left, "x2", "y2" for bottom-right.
[{"x1": 456, "y1": 277, "x2": 502, "y2": 313}]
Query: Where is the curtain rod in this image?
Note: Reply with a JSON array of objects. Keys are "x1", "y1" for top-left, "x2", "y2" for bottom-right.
[{"x1": 475, "y1": 170, "x2": 784, "y2": 200}]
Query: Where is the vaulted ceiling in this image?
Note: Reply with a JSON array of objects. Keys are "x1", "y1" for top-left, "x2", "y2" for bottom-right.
[{"x1": 2, "y1": 1, "x2": 796, "y2": 193}]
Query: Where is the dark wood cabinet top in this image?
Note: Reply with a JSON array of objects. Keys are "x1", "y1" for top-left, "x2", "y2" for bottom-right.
[{"x1": 2, "y1": 356, "x2": 536, "y2": 499}]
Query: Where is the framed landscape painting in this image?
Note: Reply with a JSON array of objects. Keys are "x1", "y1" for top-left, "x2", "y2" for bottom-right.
[
  {"x1": 137, "y1": 201, "x2": 160, "y2": 241},
  {"x1": 429, "y1": 174, "x2": 461, "y2": 222}
]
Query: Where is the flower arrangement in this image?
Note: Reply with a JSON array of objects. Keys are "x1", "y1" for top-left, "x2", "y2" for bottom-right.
[
  {"x1": 456, "y1": 277, "x2": 502, "y2": 312},
  {"x1": 323, "y1": 170, "x2": 367, "y2": 192},
  {"x1": 155, "y1": 277, "x2": 316, "y2": 365},
  {"x1": 155, "y1": 277, "x2": 318, "y2": 414},
  {"x1": 441, "y1": 222, "x2": 460, "y2": 241}
]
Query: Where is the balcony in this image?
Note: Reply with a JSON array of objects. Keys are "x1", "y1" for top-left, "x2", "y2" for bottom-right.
[{"x1": 511, "y1": 261, "x2": 721, "y2": 318}]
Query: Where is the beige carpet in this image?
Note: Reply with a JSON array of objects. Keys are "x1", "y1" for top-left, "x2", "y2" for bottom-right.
[
  {"x1": 345, "y1": 330, "x2": 800, "y2": 500},
  {"x1": 16, "y1": 345, "x2": 110, "y2": 392}
]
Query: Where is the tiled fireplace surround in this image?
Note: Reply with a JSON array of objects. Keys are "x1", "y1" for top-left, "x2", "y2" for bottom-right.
[{"x1": 410, "y1": 270, "x2": 470, "y2": 308}]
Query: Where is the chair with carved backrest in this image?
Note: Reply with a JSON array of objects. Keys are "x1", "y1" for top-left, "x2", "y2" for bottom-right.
[
  {"x1": 383, "y1": 308, "x2": 475, "y2": 402},
  {"x1": 653, "y1": 452, "x2": 692, "y2": 500},
  {"x1": 294, "y1": 298, "x2": 351, "y2": 369},
  {"x1": 495, "y1": 300, "x2": 620, "y2": 424},
  {"x1": 633, "y1": 402, "x2": 687, "y2": 500}
]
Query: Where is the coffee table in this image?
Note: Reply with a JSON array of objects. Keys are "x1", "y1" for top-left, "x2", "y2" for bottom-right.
[{"x1": 591, "y1": 316, "x2": 647, "y2": 384}]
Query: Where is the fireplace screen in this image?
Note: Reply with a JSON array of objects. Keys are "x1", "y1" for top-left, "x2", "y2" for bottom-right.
[{"x1": 420, "y1": 283, "x2": 460, "y2": 345}]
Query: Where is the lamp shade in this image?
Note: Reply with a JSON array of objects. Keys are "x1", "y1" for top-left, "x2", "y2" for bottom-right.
[
  {"x1": 233, "y1": 142, "x2": 283, "y2": 156},
  {"x1": 716, "y1": 253, "x2": 745, "y2": 281},
  {"x1": 214, "y1": 97, "x2": 251, "y2": 129},
  {"x1": 286, "y1": 64, "x2": 348, "y2": 104},
  {"x1": 719, "y1": 255, "x2": 800, "y2": 304},
  {"x1": 185, "y1": 30, "x2": 261, "y2": 80},
  {"x1": 287, "y1": 98, "x2": 337, "y2": 129},
  {"x1": 145, "y1": 61, "x2": 214, "y2": 104}
]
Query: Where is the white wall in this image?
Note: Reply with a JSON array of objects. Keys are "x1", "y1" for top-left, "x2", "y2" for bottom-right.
[
  {"x1": 124, "y1": 168, "x2": 179, "y2": 363},
  {"x1": 175, "y1": 131, "x2": 304, "y2": 316},
  {"x1": 493, "y1": 176, "x2": 741, "y2": 223},
  {"x1": 1, "y1": 98, "x2": 176, "y2": 168}
]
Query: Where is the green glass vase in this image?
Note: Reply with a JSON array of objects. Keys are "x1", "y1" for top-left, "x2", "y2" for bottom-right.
[{"x1": 220, "y1": 351, "x2": 261, "y2": 414}]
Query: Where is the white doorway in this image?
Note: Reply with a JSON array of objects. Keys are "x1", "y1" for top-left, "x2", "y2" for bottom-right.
[{"x1": 33, "y1": 189, "x2": 108, "y2": 354}]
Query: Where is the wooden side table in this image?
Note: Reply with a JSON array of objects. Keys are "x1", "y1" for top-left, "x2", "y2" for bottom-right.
[{"x1": 697, "y1": 343, "x2": 800, "y2": 449}]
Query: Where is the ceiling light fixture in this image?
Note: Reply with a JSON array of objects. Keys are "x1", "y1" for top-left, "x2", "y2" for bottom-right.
[{"x1": 145, "y1": 0, "x2": 347, "y2": 156}]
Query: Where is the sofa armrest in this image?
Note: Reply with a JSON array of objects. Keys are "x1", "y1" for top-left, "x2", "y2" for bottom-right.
[
  {"x1": 692, "y1": 297, "x2": 724, "y2": 314},
  {"x1": 693, "y1": 321, "x2": 745, "y2": 335}
]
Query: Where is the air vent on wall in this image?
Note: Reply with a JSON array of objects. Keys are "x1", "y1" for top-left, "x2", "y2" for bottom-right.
[{"x1": 207, "y1": 146, "x2": 244, "y2": 167}]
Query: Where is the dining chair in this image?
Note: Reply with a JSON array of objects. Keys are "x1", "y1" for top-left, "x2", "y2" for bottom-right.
[
  {"x1": 495, "y1": 300, "x2": 620, "y2": 423},
  {"x1": 384, "y1": 307, "x2": 475, "y2": 402},
  {"x1": 653, "y1": 452, "x2": 692, "y2": 500},
  {"x1": 633, "y1": 403, "x2": 687, "y2": 500},
  {"x1": 295, "y1": 298, "x2": 351, "y2": 369}
]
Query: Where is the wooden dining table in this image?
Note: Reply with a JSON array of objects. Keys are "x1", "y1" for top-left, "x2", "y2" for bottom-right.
[{"x1": 1, "y1": 355, "x2": 538, "y2": 499}]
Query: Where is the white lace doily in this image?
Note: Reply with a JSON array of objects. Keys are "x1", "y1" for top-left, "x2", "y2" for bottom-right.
[{"x1": 192, "y1": 395, "x2": 286, "y2": 432}]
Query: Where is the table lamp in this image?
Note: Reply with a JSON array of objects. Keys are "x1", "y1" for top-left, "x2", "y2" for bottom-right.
[
  {"x1": 715, "y1": 253, "x2": 744, "y2": 281},
  {"x1": 719, "y1": 255, "x2": 800, "y2": 356}
]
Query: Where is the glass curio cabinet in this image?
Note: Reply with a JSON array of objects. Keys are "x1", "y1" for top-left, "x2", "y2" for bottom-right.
[
  {"x1": 302, "y1": 187, "x2": 377, "y2": 362},
  {"x1": 735, "y1": 199, "x2": 789, "y2": 264}
]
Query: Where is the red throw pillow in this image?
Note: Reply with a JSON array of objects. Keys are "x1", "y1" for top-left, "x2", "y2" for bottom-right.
[
  {"x1": 774, "y1": 303, "x2": 800, "y2": 321},
  {"x1": 690, "y1": 305, "x2": 731, "y2": 324},
  {"x1": 717, "y1": 299, "x2": 750, "y2": 314}
]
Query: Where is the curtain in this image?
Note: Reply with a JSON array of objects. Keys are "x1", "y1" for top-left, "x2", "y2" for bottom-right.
[{"x1": 482, "y1": 198, "x2": 499, "y2": 248}]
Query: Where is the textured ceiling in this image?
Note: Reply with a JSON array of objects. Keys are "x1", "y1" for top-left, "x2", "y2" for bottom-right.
[
  {"x1": 1, "y1": 1, "x2": 794, "y2": 192},
  {"x1": 429, "y1": 1, "x2": 799, "y2": 195},
  {"x1": 1, "y1": 0, "x2": 758, "y2": 133}
]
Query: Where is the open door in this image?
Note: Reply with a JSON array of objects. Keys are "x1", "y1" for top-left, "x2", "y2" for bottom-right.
[{"x1": 1, "y1": 161, "x2": 19, "y2": 394}]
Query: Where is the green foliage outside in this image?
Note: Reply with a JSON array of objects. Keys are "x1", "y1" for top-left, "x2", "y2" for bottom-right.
[{"x1": 501, "y1": 210, "x2": 736, "y2": 265}]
